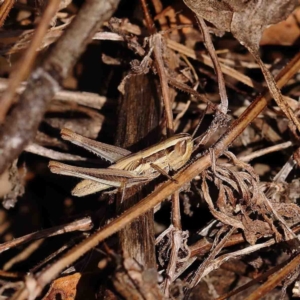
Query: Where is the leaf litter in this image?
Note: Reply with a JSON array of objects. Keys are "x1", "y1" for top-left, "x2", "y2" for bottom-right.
[{"x1": 0, "y1": 1, "x2": 299, "y2": 299}]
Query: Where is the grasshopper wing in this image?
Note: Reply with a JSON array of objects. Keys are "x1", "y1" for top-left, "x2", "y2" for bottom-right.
[
  {"x1": 61, "y1": 128, "x2": 131, "y2": 163},
  {"x1": 49, "y1": 161, "x2": 151, "y2": 197}
]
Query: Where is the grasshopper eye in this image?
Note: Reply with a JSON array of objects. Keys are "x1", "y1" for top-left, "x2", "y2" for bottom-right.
[
  {"x1": 169, "y1": 137, "x2": 193, "y2": 171},
  {"x1": 174, "y1": 140, "x2": 187, "y2": 155}
]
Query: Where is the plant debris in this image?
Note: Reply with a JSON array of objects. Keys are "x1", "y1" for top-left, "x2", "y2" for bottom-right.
[{"x1": 0, "y1": 0, "x2": 298, "y2": 299}]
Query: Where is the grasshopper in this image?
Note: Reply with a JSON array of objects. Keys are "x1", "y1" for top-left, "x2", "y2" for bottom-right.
[{"x1": 49, "y1": 128, "x2": 193, "y2": 197}]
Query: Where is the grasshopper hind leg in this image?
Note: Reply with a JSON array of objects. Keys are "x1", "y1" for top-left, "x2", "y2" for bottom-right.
[
  {"x1": 119, "y1": 181, "x2": 127, "y2": 203},
  {"x1": 150, "y1": 163, "x2": 178, "y2": 184}
]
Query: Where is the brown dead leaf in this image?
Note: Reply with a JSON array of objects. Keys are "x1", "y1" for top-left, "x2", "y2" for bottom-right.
[
  {"x1": 183, "y1": 0, "x2": 297, "y2": 50},
  {"x1": 261, "y1": 7, "x2": 300, "y2": 45},
  {"x1": 273, "y1": 203, "x2": 300, "y2": 219},
  {"x1": 42, "y1": 273, "x2": 81, "y2": 300},
  {"x1": 242, "y1": 217, "x2": 272, "y2": 245},
  {"x1": 154, "y1": 3, "x2": 203, "y2": 47}
]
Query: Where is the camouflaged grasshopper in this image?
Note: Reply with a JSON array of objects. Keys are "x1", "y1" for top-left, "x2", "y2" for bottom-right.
[{"x1": 49, "y1": 128, "x2": 193, "y2": 197}]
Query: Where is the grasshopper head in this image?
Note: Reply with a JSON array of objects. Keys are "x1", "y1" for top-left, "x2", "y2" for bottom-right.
[{"x1": 169, "y1": 134, "x2": 193, "y2": 170}]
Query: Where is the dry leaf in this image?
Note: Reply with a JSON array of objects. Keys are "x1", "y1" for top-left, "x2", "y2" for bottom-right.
[
  {"x1": 42, "y1": 273, "x2": 81, "y2": 300},
  {"x1": 260, "y1": 7, "x2": 300, "y2": 45},
  {"x1": 183, "y1": 0, "x2": 297, "y2": 50}
]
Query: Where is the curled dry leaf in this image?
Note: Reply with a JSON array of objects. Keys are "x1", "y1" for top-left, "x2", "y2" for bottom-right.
[
  {"x1": 200, "y1": 151, "x2": 299, "y2": 245},
  {"x1": 183, "y1": 0, "x2": 297, "y2": 51},
  {"x1": 273, "y1": 203, "x2": 300, "y2": 219},
  {"x1": 242, "y1": 217, "x2": 273, "y2": 245}
]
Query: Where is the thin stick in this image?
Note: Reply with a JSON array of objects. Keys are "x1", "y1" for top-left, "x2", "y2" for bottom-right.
[
  {"x1": 151, "y1": 34, "x2": 174, "y2": 134},
  {"x1": 25, "y1": 143, "x2": 89, "y2": 161},
  {"x1": 0, "y1": 0, "x2": 14, "y2": 28},
  {"x1": 0, "y1": 217, "x2": 92, "y2": 254},
  {"x1": 196, "y1": 16, "x2": 228, "y2": 114},
  {"x1": 140, "y1": 0, "x2": 156, "y2": 34},
  {"x1": 248, "y1": 46, "x2": 300, "y2": 132},
  {"x1": 140, "y1": 0, "x2": 174, "y2": 134},
  {"x1": 186, "y1": 227, "x2": 235, "y2": 295},
  {"x1": 273, "y1": 155, "x2": 296, "y2": 183},
  {"x1": 166, "y1": 39, "x2": 263, "y2": 91},
  {"x1": 0, "y1": 78, "x2": 107, "y2": 110},
  {"x1": 30, "y1": 244, "x2": 71, "y2": 273},
  {"x1": 239, "y1": 141, "x2": 293, "y2": 162},
  {"x1": 4, "y1": 240, "x2": 45, "y2": 271}
]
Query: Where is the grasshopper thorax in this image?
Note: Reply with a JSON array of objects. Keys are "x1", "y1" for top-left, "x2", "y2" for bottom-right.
[{"x1": 168, "y1": 134, "x2": 193, "y2": 171}]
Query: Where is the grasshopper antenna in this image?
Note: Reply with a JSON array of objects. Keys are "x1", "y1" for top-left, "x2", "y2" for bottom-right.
[
  {"x1": 192, "y1": 103, "x2": 208, "y2": 139},
  {"x1": 191, "y1": 104, "x2": 211, "y2": 152}
]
